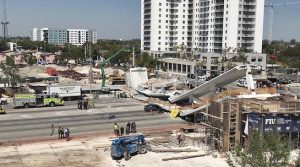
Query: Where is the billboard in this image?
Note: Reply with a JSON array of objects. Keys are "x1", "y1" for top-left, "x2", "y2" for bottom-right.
[{"x1": 246, "y1": 113, "x2": 300, "y2": 133}]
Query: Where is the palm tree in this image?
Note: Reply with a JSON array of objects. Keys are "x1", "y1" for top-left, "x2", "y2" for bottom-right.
[
  {"x1": 195, "y1": 60, "x2": 205, "y2": 76},
  {"x1": 172, "y1": 44, "x2": 187, "y2": 59},
  {"x1": 237, "y1": 47, "x2": 249, "y2": 64},
  {"x1": 191, "y1": 47, "x2": 200, "y2": 60}
]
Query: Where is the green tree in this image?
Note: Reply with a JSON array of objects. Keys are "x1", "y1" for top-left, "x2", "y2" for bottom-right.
[
  {"x1": 0, "y1": 56, "x2": 20, "y2": 87},
  {"x1": 227, "y1": 131, "x2": 291, "y2": 167},
  {"x1": 26, "y1": 55, "x2": 37, "y2": 66},
  {"x1": 136, "y1": 52, "x2": 159, "y2": 69},
  {"x1": 290, "y1": 39, "x2": 296, "y2": 45},
  {"x1": 0, "y1": 40, "x2": 6, "y2": 52}
]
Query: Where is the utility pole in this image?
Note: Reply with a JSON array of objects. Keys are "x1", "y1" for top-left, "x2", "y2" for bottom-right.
[
  {"x1": 1, "y1": 0, "x2": 9, "y2": 44},
  {"x1": 89, "y1": 43, "x2": 92, "y2": 95},
  {"x1": 268, "y1": 0, "x2": 274, "y2": 44},
  {"x1": 132, "y1": 46, "x2": 135, "y2": 67},
  {"x1": 84, "y1": 44, "x2": 87, "y2": 62}
]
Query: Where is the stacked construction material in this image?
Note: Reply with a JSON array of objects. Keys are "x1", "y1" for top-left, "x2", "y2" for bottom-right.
[{"x1": 57, "y1": 70, "x2": 86, "y2": 80}]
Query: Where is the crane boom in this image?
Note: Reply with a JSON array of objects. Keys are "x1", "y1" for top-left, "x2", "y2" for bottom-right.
[
  {"x1": 265, "y1": 0, "x2": 300, "y2": 44},
  {"x1": 100, "y1": 46, "x2": 128, "y2": 88}
]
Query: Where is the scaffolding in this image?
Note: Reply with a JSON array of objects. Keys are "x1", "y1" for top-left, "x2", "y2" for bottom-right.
[{"x1": 193, "y1": 99, "x2": 242, "y2": 152}]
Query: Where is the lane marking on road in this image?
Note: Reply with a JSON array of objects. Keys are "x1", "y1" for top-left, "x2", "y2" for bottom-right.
[
  {"x1": 56, "y1": 112, "x2": 66, "y2": 116},
  {"x1": 116, "y1": 107, "x2": 129, "y2": 112},
  {"x1": 87, "y1": 109, "x2": 95, "y2": 113},
  {"x1": 21, "y1": 114, "x2": 32, "y2": 118}
]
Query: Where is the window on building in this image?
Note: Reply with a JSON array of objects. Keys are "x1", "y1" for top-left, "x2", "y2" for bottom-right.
[
  {"x1": 183, "y1": 65, "x2": 186, "y2": 73},
  {"x1": 178, "y1": 64, "x2": 181, "y2": 72}
]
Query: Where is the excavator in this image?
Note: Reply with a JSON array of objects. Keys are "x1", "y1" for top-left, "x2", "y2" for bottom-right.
[{"x1": 99, "y1": 46, "x2": 130, "y2": 93}]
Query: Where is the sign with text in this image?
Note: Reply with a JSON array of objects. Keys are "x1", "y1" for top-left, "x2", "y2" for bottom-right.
[{"x1": 247, "y1": 113, "x2": 300, "y2": 133}]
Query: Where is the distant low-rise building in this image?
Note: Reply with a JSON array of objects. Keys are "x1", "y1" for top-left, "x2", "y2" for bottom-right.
[
  {"x1": 0, "y1": 53, "x2": 6, "y2": 63},
  {"x1": 38, "y1": 53, "x2": 57, "y2": 64},
  {"x1": 159, "y1": 53, "x2": 266, "y2": 77}
]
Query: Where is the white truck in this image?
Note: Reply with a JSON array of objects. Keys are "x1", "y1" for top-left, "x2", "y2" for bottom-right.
[{"x1": 43, "y1": 85, "x2": 82, "y2": 101}]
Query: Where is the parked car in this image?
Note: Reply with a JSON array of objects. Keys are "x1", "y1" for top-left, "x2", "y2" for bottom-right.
[{"x1": 144, "y1": 104, "x2": 161, "y2": 112}]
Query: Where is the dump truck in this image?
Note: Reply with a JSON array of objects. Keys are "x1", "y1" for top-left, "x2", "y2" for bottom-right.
[{"x1": 13, "y1": 94, "x2": 64, "y2": 108}]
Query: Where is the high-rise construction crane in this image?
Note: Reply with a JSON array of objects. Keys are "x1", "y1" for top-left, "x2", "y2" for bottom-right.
[
  {"x1": 265, "y1": 0, "x2": 300, "y2": 44},
  {"x1": 1, "y1": 0, "x2": 9, "y2": 44}
]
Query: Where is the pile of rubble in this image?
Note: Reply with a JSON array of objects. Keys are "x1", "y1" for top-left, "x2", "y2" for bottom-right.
[{"x1": 57, "y1": 70, "x2": 86, "y2": 80}]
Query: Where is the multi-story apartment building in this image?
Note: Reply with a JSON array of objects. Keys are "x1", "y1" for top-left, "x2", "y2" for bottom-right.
[
  {"x1": 31, "y1": 28, "x2": 97, "y2": 46},
  {"x1": 31, "y1": 28, "x2": 48, "y2": 42},
  {"x1": 141, "y1": 0, "x2": 264, "y2": 55},
  {"x1": 48, "y1": 28, "x2": 68, "y2": 45}
]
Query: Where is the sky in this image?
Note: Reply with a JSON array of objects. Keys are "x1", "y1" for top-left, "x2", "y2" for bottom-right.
[{"x1": 2, "y1": 0, "x2": 300, "y2": 41}]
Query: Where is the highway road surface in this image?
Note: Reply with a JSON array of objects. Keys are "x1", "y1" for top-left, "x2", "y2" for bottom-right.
[{"x1": 0, "y1": 97, "x2": 186, "y2": 141}]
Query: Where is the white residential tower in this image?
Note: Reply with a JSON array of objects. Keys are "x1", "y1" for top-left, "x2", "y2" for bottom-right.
[{"x1": 141, "y1": 0, "x2": 264, "y2": 55}]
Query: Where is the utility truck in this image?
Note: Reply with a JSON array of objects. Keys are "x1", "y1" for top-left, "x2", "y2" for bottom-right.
[
  {"x1": 43, "y1": 85, "x2": 82, "y2": 101},
  {"x1": 111, "y1": 134, "x2": 150, "y2": 161},
  {"x1": 13, "y1": 94, "x2": 64, "y2": 108}
]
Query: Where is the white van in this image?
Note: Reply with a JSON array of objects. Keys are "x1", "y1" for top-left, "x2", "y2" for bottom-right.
[{"x1": 197, "y1": 75, "x2": 207, "y2": 82}]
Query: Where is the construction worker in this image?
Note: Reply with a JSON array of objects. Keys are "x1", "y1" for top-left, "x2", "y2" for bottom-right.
[
  {"x1": 126, "y1": 122, "x2": 130, "y2": 133},
  {"x1": 60, "y1": 127, "x2": 65, "y2": 138},
  {"x1": 113, "y1": 122, "x2": 119, "y2": 136},
  {"x1": 50, "y1": 124, "x2": 54, "y2": 136},
  {"x1": 131, "y1": 122, "x2": 136, "y2": 133},
  {"x1": 125, "y1": 126, "x2": 129, "y2": 135},
  {"x1": 57, "y1": 127, "x2": 64, "y2": 139},
  {"x1": 0, "y1": 106, "x2": 5, "y2": 115},
  {"x1": 83, "y1": 99, "x2": 88, "y2": 110},
  {"x1": 78, "y1": 99, "x2": 82, "y2": 109},
  {"x1": 177, "y1": 134, "x2": 184, "y2": 147},
  {"x1": 65, "y1": 128, "x2": 70, "y2": 141},
  {"x1": 58, "y1": 126, "x2": 62, "y2": 139},
  {"x1": 120, "y1": 126, "x2": 124, "y2": 136}
]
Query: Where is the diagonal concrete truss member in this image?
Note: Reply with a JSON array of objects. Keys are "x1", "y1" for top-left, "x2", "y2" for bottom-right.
[{"x1": 168, "y1": 65, "x2": 261, "y2": 103}]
